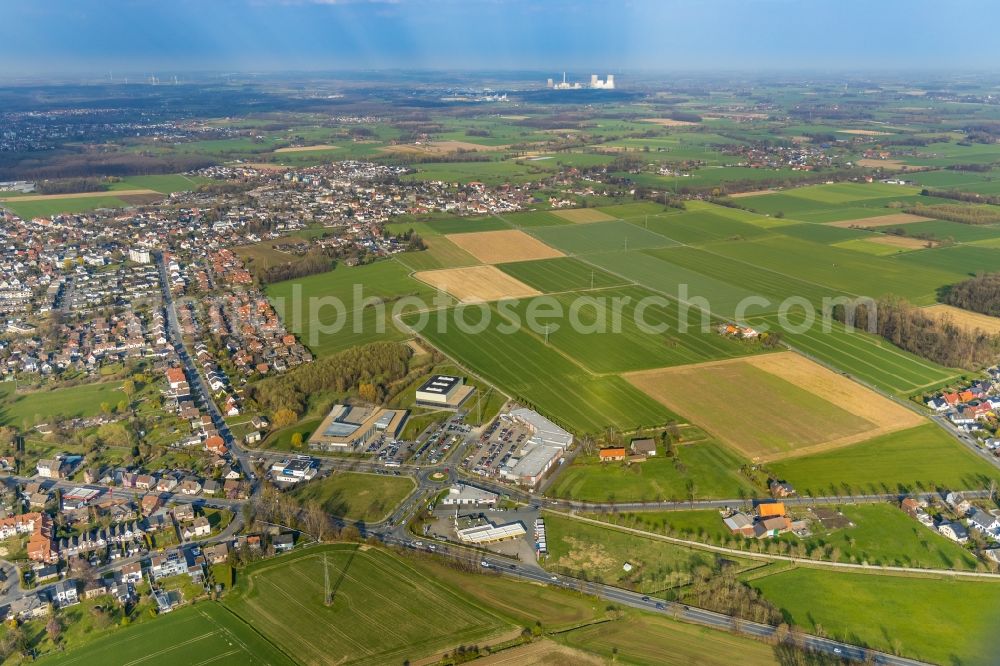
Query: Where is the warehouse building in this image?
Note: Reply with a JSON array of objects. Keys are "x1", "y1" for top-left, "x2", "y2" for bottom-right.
[
  {"x1": 500, "y1": 408, "x2": 574, "y2": 488},
  {"x1": 308, "y1": 403, "x2": 408, "y2": 452},
  {"x1": 415, "y1": 375, "x2": 475, "y2": 409},
  {"x1": 441, "y1": 484, "x2": 498, "y2": 507},
  {"x1": 454, "y1": 515, "x2": 526, "y2": 544}
]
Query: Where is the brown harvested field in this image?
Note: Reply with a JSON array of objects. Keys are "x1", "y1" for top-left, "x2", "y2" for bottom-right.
[
  {"x1": 413, "y1": 265, "x2": 541, "y2": 303},
  {"x1": 837, "y1": 129, "x2": 892, "y2": 136},
  {"x1": 867, "y1": 235, "x2": 937, "y2": 250},
  {"x1": 625, "y1": 352, "x2": 923, "y2": 462},
  {"x1": 826, "y1": 213, "x2": 933, "y2": 228},
  {"x1": 381, "y1": 140, "x2": 509, "y2": 155},
  {"x1": 727, "y1": 189, "x2": 780, "y2": 198},
  {"x1": 639, "y1": 117, "x2": 699, "y2": 127},
  {"x1": 446, "y1": 229, "x2": 564, "y2": 264},
  {"x1": 552, "y1": 208, "x2": 617, "y2": 224},
  {"x1": 856, "y1": 158, "x2": 910, "y2": 170},
  {"x1": 475, "y1": 640, "x2": 602, "y2": 666},
  {"x1": 0, "y1": 189, "x2": 159, "y2": 202},
  {"x1": 924, "y1": 304, "x2": 1000, "y2": 335},
  {"x1": 273, "y1": 144, "x2": 338, "y2": 153},
  {"x1": 241, "y1": 162, "x2": 290, "y2": 172}
]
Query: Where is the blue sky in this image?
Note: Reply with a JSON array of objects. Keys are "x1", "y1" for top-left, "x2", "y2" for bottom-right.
[{"x1": 2, "y1": 0, "x2": 998, "y2": 76}]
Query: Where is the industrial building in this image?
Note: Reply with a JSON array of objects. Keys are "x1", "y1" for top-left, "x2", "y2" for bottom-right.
[
  {"x1": 308, "y1": 403, "x2": 408, "y2": 452},
  {"x1": 441, "y1": 484, "x2": 498, "y2": 507},
  {"x1": 500, "y1": 408, "x2": 573, "y2": 488},
  {"x1": 454, "y1": 515, "x2": 526, "y2": 544},
  {"x1": 546, "y1": 72, "x2": 615, "y2": 90},
  {"x1": 415, "y1": 374, "x2": 474, "y2": 409}
]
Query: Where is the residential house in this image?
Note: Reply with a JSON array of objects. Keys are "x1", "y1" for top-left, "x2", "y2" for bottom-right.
[
  {"x1": 53, "y1": 579, "x2": 79, "y2": 608},
  {"x1": 150, "y1": 551, "x2": 187, "y2": 580},
  {"x1": 173, "y1": 504, "x2": 195, "y2": 523},
  {"x1": 769, "y1": 480, "x2": 796, "y2": 498},
  {"x1": 273, "y1": 533, "x2": 295, "y2": 552},
  {"x1": 7, "y1": 593, "x2": 50, "y2": 620},
  {"x1": 629, "y1": 439, "x2": 656, "y2": 457},
  {"x1": 938, "y1": 521, "x2": 970, "y2": 543},
  {"x1": 203, "y1": 542, "x2": 229, "y2": 564}
]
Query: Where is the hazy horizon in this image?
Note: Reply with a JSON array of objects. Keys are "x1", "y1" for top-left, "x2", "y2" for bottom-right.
[{"x1": 4, "y1": 0, "x2": 999, "y2": 78}]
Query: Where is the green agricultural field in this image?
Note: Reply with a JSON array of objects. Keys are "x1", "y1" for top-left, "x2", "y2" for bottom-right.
[
  {"x1": 702, "y1": 236, "x2": 961, "y2": 305},
  {"x1": 529, "y1": 220, "x2": 679, "y2": 255},
  {"x1": 393, "y1": 235, "x2": 479, "y2": 271},
  {"x1": 291, "y1": 471, "x2": 415, "y2": 523},
  {"x1": 892, "y1": 244, "x2": 1000, "y2": 277},
  {"x1": 754, "y1": 314, "x2": 961, "y2": 395},
  {"x1": 406, "y1": 306, "x2": 677, "y2": 433},
  {"x1": 40, "y1": 603, "x2": 295, "y2": 666},
  {"x1": 498, "y1": 210, "x2": 573, "y2": 227},
  {"x1": 109, "y1": 173, "x2": 209, "y2": 193},
  {"x1": 781, "y1": 182, "x2": 921, "y2": 204},
  {"x1": 557, "y1": 612, "x2": 780, "y2": 666},
  {"x1": 267, "y1": 261, "x2": 446, "y2": 357},
  {"x1": 832, "y1": 238, "x2": 911, "y2": 256},
  {"x1": 548, "y1": 439, "x2": 758, "y2": 502},
  {"x1": 586, "y1": 249, "x2": 766, "y2": 317},
  {"x1": 543, "y1": 514, "x2": 756, "y2": 593},
  {"x1": 895, "y1": 219, "x2": 1000, "y2": 243},
  {"x1": 497, "y1": 256, "x2": 629, "y2": 293},
  {"x1": 0, "y1": 381, "x2": 126, "y2": 428},
  {"x1": 596, "y1": 201, "x2": 676, "y2": 219},
  {"x1": 503, "y1": 285, "x2": 761, "y2": 374},
  {"x1": 224, "y1": 545, "x2": 514, "y2": 666},
  {"x1": 402, "y1": 160, "x2": 555, "y2": 185},
  {"x1": 770, "y1": 424, "x2": 1000, "y2": 495},
  {"x1": 774, "y1": 222, "x2": 873, "y2": 244},
  {"x1": 0, "y1": 195, "x2": 148, "y2": 219},
  {"x1": 645, "y1": 244, "x2": 843, "y2": 310},
  {"x1": 752, "y1": 568, "x2": 1000, "y2": 666},
  {"x1": 630, "y1": 209, "x2": 773, "y2": 245}
]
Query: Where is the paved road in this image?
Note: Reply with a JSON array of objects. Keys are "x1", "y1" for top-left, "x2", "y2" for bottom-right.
[
  {"x1": 154, "y1": 252, "x2": 253, "y2": 486},
  {"x1": 375, "y1": 533, "x2": 929, "y2": 666}
]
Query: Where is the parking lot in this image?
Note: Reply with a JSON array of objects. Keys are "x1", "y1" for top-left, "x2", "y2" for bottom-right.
[{"x1": 463, "y1": 415, "x2": 531, "y2": 479}]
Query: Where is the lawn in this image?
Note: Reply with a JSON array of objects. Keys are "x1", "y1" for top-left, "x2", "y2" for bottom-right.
[
  {"x1": 770, "y1": 424, "x2": 1000, "y2": 495},
  {"x1": 224, "y1": 545, "x2": 515, "y2": 666},
  {"x1": 291, "y1": 471, "x2": 415, "y2": 523},
  {"x1": 543, "y1": 514, "x2": 755, "y2": 593},
  {"x1": 752, "y1": 568, "x2": 1000, "y2": 666},
  {"x1": 39, "y1": 603, "x2": 294, "y2": 666},
  {"x1": 0, "y1": 381, "x2": 126, "y2": 428},
  {"x1": 548, "y1": 439, "x2": 758, "y2": 501},
  {"x1": 267, "y1": 260, "x2": 446, "y2": 357}
]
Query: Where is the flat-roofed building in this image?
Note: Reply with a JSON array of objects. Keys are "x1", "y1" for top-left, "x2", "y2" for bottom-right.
[
  {"x1": 455, "y1": 516, "x2": 526, "y2": 544},
  {"x1": 441, "y1": 484, "x2": 498, "y2": 507},
  {"x1": 270, "y1": 458, "x2": 317, "y2": 483},
  {"x1": 500, "y1": 408, "x2": 573, "y2": 488},
  {"x1": 308, "y1": 403, "x2": 408, "y2": 452},
  {"x1": 415, "y1": 375, "x2": 475, "y2": 409}
]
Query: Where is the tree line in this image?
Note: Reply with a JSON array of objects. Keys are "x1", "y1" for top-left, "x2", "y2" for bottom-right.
[
  {"x1": 832, "y1": 296, "x2": 1000, "y2": 369},
  {"x1": 941, "y1": 272, "x2": 1000, "y2": 317}
]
